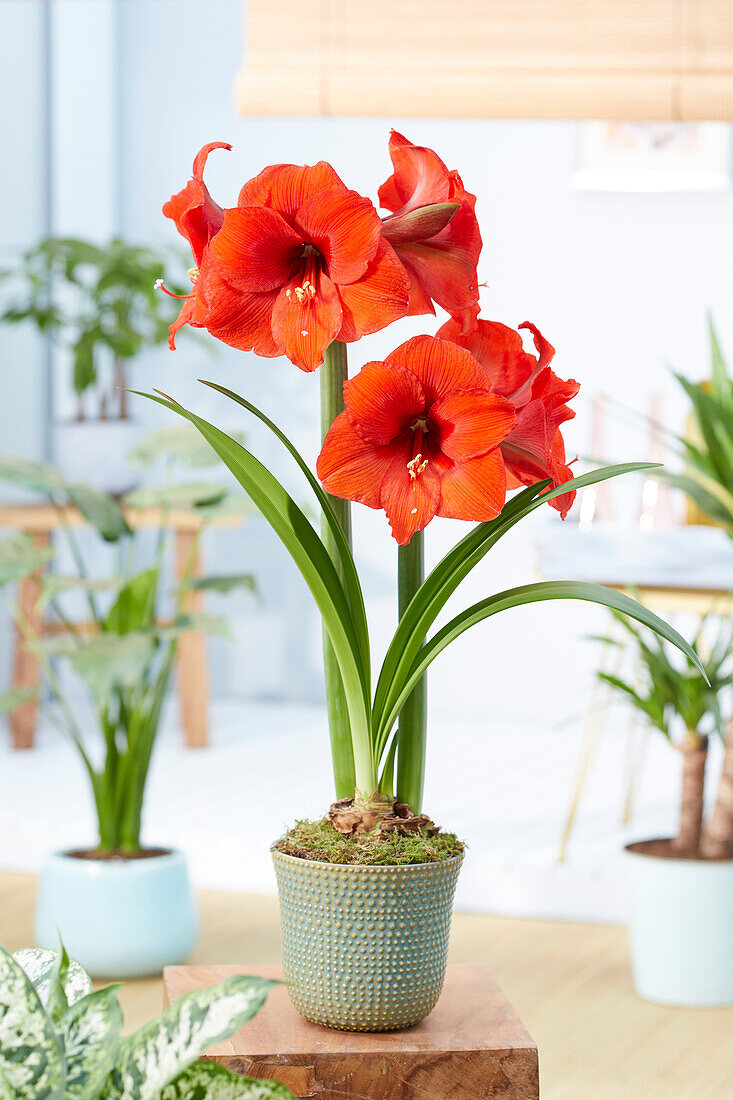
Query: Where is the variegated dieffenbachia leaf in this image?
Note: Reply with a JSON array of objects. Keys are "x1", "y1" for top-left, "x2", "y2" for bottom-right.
[
  {"x1": 13, "y1": 946, "x2": 92, "y2": 1009},
  {"x1": 160, "y1": 1061, "x2": 293, "y2": 1099},
  {"x1": 104, "y1": 975, "x2": 277, "y2": 1100},
  {"x1": 0, "y1": 945, "x2": 64, "y2": 1100},
  {"x1": 61, "y1": 985, "x2": 123, "y2": 1100}
]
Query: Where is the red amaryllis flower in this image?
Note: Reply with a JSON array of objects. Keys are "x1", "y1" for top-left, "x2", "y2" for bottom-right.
[
  {"x1": 163, "y1": 150, "x2": 411, "y2": 371},
  {"x1": 437, "y1": 318, "x2": 580, "y2": 517},
  {"x1": 161, "y1": 141, "x2": 232, "y2": 348},
  {"x1": 317, "y1": 335, "x2": 516, "y2": 545},
  {"x1": 379, "y1": 131, "x2": 482, "y2": 333}
]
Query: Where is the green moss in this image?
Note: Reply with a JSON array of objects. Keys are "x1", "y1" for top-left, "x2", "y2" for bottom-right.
[{"x1": 274, "y1": 817, "x2": 465, "y2": 866}]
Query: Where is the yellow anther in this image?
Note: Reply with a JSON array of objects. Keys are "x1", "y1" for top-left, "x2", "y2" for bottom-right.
[
  {"x1": 407, "y1": 453, "x2": 428, "y2": 481},
  {"x1": 187, "y1": 267, "x2": 199, "y2": 285}
]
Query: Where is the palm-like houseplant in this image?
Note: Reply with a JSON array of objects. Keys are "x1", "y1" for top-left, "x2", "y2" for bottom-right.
[
  {"x1": 144, "y1": 132, "x2": 705, "y2": 1029},
  {"x1": 0, "y1": 430, "x2": 254, "y2": 976},
  {"x1": 1, "y1": 943, "x2": 291, "y2": 1099},
  {"x1": 597, "y1": 611, "x2": 733, "y2": 1006}
]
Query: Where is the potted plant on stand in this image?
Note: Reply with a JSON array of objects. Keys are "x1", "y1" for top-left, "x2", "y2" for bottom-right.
[
  {"x1": 0, "y1": 438, "x2": 254, "y2": 978},
  {"x1": 145, "y1": 133, "x2": 704, "y2": 1031},
  {"x1": 0, "y1": 236, "x2": 189, "y2": 494},
  {"x1": 597, "y1": 611, "x2": 733, "y2": 1005}
]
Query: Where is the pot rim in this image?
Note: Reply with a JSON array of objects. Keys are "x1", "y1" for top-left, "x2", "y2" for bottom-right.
[
  {"x1": 624, "y1": 837, "x2": 733, "y2": 866},
  {"x1": 47, "y1": 847, "x2": 185, "y2": 869},
  {"x1": 271, "y1": 846, "x2": 464, "y2": 872}
]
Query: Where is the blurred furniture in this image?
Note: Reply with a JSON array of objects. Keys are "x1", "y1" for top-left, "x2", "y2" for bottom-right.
[
  {"x1": 1, "y1": 503, "x2": 242, "y2": 751},
  {"x1": 164, "y1": 964, "x2": 539, "y2": 1099},
  {"x1": 236, "y1": 0, "x2": 733, "y2": 119}
]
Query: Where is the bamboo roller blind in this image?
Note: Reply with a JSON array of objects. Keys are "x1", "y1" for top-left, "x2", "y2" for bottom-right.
[{"x1": 235, "y1": 0, "x2": 733, "y2": 119}]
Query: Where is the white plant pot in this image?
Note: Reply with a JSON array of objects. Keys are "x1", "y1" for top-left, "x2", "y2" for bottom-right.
[
  {"x1": 35, "y1": 848, "x2": 198, "y2": 979},
  {"x1": 625, "y1": 840, "x2": 733, "y2": 1006},
  {"x1": 52, "y1": 418, "x2": 138, "y2": 495}
]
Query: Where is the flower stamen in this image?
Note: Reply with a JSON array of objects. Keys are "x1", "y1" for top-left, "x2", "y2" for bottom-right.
[
  {"x1": 154, "y1": 278, "x2": 194, "y2": 300},
  {"x1": 407, "y1": 453, "x2": 428, "y2": 481}
]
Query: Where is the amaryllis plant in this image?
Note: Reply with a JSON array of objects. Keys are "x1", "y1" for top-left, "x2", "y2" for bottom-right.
[{"x1": 146, "y1": 131, "x2": 702, "y2": 824}]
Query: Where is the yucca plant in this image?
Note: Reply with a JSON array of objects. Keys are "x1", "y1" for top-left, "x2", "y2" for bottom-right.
[
  {"x1": 597, "y1": 610, "x2": 733, "y2": 856},
  {"x1": 0, "y1": 429, "x2": 254, "y2": 854},
  {"x1": 0, "y1": 943, "x2": 292, "y2": 1099}
]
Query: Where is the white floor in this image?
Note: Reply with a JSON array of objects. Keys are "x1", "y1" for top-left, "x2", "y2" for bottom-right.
[{"x1": 0, "y1": 697, "x2": 712, "y2": 924}]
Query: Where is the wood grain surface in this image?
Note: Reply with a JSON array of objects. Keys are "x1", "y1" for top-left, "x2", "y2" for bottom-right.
[{"x1": 164, "y1": 964, "x2": 539, "y2": 1099}]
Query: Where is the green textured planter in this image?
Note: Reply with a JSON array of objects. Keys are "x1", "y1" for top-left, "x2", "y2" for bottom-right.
[{"x1": 271, "y1": 848, "x2": 463, "y2": 1031}]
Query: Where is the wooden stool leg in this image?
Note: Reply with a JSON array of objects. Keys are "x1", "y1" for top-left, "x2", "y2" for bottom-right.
[
  {"x1": 10, "y1": 532, "x2": 50, "y2": 750},
  {"x1": 175, "y1": 529, "x2": 208, "y2": 748}
]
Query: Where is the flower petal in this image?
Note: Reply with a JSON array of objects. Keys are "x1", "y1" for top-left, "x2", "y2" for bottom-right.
[
  {"x1": 378, "y1": 131, "x2": 451, "y2": 213},
  {"x1": 199, "y1": 264, "x2": 280, "y2": 356},
  {"x1": 343, "y1": 361, "x2": 425, "y2": 446},
  {"x1": 209, "y1": 207, "x2": 303, "y2": 293},
  {"x1": 294, "y1": 189, "x2": 382, "y2": 285},
  {"x1": 386, "y1": 335, "x2": 486, "y2": 404},
  {"x1": 238, "y1": 162, "x2": 347, "y2": 223},
  {"x1": 395, "y1": 235, "x2": 480, "y2": 317},
  {"x1": 380, "y1": 448, "x2": 441, "y2": 545},
  {"x1": 271, "y1": 268, "x2": 343, "y2": 372},
  {"x1": 317, "y1": 413, "x2": 403, "y2": 509},
  {"x1": 436, "y1": 446, "x2": 507, "y2": 522},
  {"x1": 437, "y1": 317, "x2": 537, "y2": 398},
  {"x1": 430, "y1": 389, "x2": 516, "y2": 461},
  {"x1": 336, "y1": 239, "x2": 411, "y2": 343},
  {"x1": 162, "y1": 142, "x2": 231, "y2": 265}
]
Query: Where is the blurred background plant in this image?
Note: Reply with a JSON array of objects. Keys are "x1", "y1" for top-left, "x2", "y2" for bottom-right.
[
  {"x1": 597, "y1": 609, "x2": 733, "y2": 857},
  {"x1": 0, "y1": 425, "x2": 255, "y2": 854},
  {"x1": 0, "y1": 236, "x2": 188, "y2": 422}
]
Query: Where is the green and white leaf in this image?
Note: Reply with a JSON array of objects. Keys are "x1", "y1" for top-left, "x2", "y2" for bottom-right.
[
  {"x1": 107, "y1": 975, "x2": 277, "y2": 1100},
  {"x1": 0, "y1": 455, "x2": 64, "y2": 493},
  {"x1": 123, "y1": 482, "x2": 227, "y2": 510},
  {"x1": 0, "y1": 685, "x2": 38, "y2": 714},
  {"x1": 38, "y1": 574, "x2": 125, "y2": 613},
  {"x1": 159, "y1": 614, "x2": 231, "y2": 640},
  {"x1": 13, "y1": 946, "x2": 92, "y2": 1009},
  {"x1": 0, "y1": 532, "x2": 53, "y2": 586},
  {"x1": 69, "y1": 632, "x2": 158, "y2": 701},
  {"x1": 0, "y1": 945, "x2": 64, "y2": 1100},
  {"x1": 61, "y1": 985, "x2": 123, "y2": 1100},
  {"x1": 177, "y1": 573, "x2": 257, "y2": 595},
  {"x1": 66, "y1": 483, "x2": 132, "y2": 543},
  {"x1": 160, "y1": 1062, "x2": 293, "y2": 1100},
  {"x1": 127, "y1": 424, "x2": 244, "y2": 469}
]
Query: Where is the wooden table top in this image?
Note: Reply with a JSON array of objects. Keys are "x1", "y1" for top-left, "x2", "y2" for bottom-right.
[
  {"x1": 0, "y1": 502, "x2": 242, "y2": 532},
  {"x1": 163, "y1": 963, "x2": 537, "y2": 1057}
]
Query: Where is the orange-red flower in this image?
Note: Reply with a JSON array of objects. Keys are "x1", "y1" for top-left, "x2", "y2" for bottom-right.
[
  {"x1": 437, "y1": 318, "x2": 579, "y2": 517},
  {"x1": 317, "y1": 335, "x2": 516, "y2": 545},
  {"x1": 163, "y1": 150, "x2": 411, "y2": 371},
  {"x1": 379, "y1": 131, "x2": 482, "y2": 333}
]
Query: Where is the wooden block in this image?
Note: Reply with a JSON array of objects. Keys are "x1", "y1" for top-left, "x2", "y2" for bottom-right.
[{"x1": 163, "y1": 963, "x2": 539, "y2": 1099}]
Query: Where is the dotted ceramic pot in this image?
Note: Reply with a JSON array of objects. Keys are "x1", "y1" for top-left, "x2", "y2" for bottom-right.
[{"x1": 272, "y1": 848, "x2": 463, "y2": 1031}]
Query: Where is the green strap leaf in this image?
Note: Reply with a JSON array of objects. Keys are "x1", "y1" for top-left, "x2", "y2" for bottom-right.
[
  {"x1": 160, "y1": 1062, "x2": 294, "y2": 1100},
  {"x1": 200, "y1": 379, "x2": 370, "y2": 680},
  {"x1": 61, "y1": 985, "x2": 123, "y2": 1100},
  {"x1": 106, "y1": 975, "x2": 278, "y2": 1100},
  {"x1": 380, "y1": 581, "x2": 708, "y2": 744},
  {"x1": 373, "y1": 463, "x2": 659, "y2": 747},
  {"x1": 44, "y1": 942, "x2": 70, "y2": 1024},
  {"x1": 133, "y1": 391, "x2": 374, "y2": 786},
  {"x1": 0, "y1": 945, "x2": 64, "y2": 1100}
]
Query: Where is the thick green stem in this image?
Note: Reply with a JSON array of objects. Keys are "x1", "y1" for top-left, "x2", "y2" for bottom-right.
[
  {"x1": 395, "y1": 530, "x2": 427, "y2": 812},
  {"x1": 320, "y1": 341, "x2": 359, "y2": 798}
]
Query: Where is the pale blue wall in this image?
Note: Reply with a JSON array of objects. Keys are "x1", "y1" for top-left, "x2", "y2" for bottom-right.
[{"x1": 3, "y1": 0, "x2": 733, "y2": 719}]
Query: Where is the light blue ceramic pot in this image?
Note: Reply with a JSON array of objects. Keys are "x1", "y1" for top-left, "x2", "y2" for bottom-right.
[
  {"x1": 35, "y1": 849, "x2": 198, "y2": 979},
  {"x1": 625, "y1": 841, "x2": 733, "y2": 1006}
]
